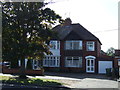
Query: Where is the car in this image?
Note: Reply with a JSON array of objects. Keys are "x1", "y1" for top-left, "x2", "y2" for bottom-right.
[{"x1": 0, "y1": 61, "x2": 10, "y2": 69}]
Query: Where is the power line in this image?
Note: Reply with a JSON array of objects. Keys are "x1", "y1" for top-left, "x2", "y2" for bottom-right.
[
  {"x1": 45, "y1": 0, "x2": 68, "y2": 4},
  {"x1": 93, "y1": 29, "x2": 118, "y2": 33}
]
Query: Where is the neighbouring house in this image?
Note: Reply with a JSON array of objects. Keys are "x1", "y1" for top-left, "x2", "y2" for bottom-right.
[
  {"x1": 114, "y1": 50, "x2": 120, "y2": 77},
  {"x1": 114, "y1": 50, "x2": 120, "y2": 68},
  {"x1": 3, "y1": 18, "x2": 117, "y2": 74}
]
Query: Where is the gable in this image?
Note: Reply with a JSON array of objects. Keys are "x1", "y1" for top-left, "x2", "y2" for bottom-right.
[{"x1": 64, "y1": 31, "x2": 83, "y2": 40}]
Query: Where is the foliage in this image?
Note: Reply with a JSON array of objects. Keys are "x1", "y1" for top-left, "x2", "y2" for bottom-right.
[
  {"x1": 10, "y1": 59, "x2": 18, "y2": 68},
  {"x1": 2, "y1": 2, "x2": 62, "y2": 61},
  {"x1": 106, "y1": 47, "x2": 115, "y2": 57},
  {"x1": 0, "y1": 76, "x2": 62, "y2": 86},
  {"x1": 26, "y1": 59, "x2": 32, "y2": 70},
  {"x1": 2, "y1": 2, "x2": 62, "y2": 77}
]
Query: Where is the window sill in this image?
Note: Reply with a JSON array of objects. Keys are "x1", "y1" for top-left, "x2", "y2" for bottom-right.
[
  {"x1": 87, "y1": 50, "x2": 95, "y2": 52},
  {"x1": 65, "y1": 66, "x2": 82, "y2": 68},
  {"x1": 65, "y1": 49, "x2": 83, "y2": 51},
  {"x1": 43, "y1": 66, "x2": 60, "y2": 67}
]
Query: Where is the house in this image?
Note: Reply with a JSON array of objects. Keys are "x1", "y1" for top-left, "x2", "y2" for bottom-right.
[{"x1": 39, "y1": 18, "x2": 114, "y2": 74}]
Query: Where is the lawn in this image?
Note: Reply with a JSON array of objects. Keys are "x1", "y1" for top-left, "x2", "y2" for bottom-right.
[{"x1": 0, "y1": 76, "x2": 63, "y2": 87}]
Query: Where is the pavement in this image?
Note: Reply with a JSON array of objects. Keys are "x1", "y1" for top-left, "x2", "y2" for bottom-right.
[{"x1": 0, "y1": 72, "x2": 119, "y2": 89}]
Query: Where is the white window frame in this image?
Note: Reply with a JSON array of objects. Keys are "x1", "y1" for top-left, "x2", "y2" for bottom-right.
[
  {"x1": 85, "y1": 56, "x2": 96, "y2": 73},
  {"x1": 43, "y1": 56, "x2": 60, "y2": 67},
  {"x1": 18, "y1": 59, "x2": 28, "y2": 69},
  {"x1": 50, "y1": 40, "x2": 60, "y2": 50},
  {"x1": 86, "y1": 41, "x2": 95, "y2": 51},
  {"x1": 118, "y1": 59, "x2": 120, "y2": 66},
  {"x1": 65, "y1": 40, "x2": 82, "y2": 50},
  {"x1": 33, "y1": 60, "x2": 40, "y2": 70},
  {"x1": 65, "y1": 56, "x2": 82, "y2": 67}
]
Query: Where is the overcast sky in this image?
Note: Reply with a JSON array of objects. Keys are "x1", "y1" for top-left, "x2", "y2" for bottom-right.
[{"x1": 46, "y1": 0, "x2": 119, "y2": 52}]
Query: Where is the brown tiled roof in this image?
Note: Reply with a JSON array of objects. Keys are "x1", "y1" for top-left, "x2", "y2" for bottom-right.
[
  {"x1": 52, "y1": 23, "x2": 102, "y2": 44},
  {"x1": 98, "y1": 54, "x2": 114, "y2": 61}
]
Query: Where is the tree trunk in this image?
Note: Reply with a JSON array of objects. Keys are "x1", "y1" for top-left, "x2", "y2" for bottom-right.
[{"x1": 19, "y1": 58, "x2": 27, "y2": 79}]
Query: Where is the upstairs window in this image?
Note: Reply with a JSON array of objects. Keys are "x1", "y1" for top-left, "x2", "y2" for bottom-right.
[
  {"x1": 50, "y1": 41, "x2": 60, "y2": 50},
  {"x1": 86, "y1": 41, "x2": 95, "y2": 51},
  {"x1": 65, "y1": 40, "x2": 82, "y2": 50}
]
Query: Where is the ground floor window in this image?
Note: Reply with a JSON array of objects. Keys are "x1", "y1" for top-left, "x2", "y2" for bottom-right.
[
  {"x1": 118, "y1": 59, "x2": 120, "y2": 65},
  {"x1": 32, "y1": 60, "x2": 41, "y2": 70},
  {"x1": 43, "y1": 56, "x2": 60, "y2": 67},
  {"x1": 65, "y1": 56, "x2": 82, "y2": 67}
]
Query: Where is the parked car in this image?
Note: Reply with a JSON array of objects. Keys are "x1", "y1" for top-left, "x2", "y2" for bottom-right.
[{"x1": 0, "y1": 61, "x2": 10, "y2": 69}]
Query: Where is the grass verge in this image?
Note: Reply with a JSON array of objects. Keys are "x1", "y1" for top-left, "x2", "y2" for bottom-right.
[{"x1": 0, "y1": 76, "x2": 63, "y2": 86}]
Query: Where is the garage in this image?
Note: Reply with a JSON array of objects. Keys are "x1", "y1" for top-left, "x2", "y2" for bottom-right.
[{"x1": 98, "y1": 61, "x2": 113, "y2": 74}]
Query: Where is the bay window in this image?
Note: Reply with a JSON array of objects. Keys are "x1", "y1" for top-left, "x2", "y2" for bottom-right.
[
  {"x1": 43, "y1": 56, "x2": 60, "y2": 67},
  {"x1": 65, "y1": 56, "x2": 82, "y2": 67}
]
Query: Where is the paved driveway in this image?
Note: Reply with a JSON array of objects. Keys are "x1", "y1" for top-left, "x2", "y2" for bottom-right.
[{"x1": 35, "y1": 72, "x2": 119, "y2": 88}]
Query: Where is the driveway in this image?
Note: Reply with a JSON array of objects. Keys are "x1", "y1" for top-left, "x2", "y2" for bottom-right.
[{"x1": 35, "y1": 72, "x2": 119, "y2": 88}]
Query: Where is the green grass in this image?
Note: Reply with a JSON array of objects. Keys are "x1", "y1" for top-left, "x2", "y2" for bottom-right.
[{"x1": 0, "y1": 76, "x2": 62, "y2": 86}]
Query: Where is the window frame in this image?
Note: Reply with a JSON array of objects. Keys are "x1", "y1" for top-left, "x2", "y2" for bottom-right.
[
  {"x1": 86, "y1": 41, "x2": 95, "y2": 51},
  {"x1": 43, "y1": 56, "x2": 60, "y2": 67},
  {"x1": 65, "y1": 56, "x2": 82, "y2": 67},
  {"x1": 33, "y1": 60, "x2": 40, "y2": 70},
  {"x1": 118, "y1": 59, "x2": 120, "y2": 65},
  {"x1": 65, "y1": 40, "x2": 82, "y2": 50},
  {"x1": 49, "y1": 40, "x2": 60, "y2": 50}
]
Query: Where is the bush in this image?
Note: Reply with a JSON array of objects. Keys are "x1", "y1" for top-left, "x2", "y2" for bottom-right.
[
  {"x1": 106, "y1": 68, "x2": 112, "y2": 77},
  {"x1": 112, "y1": 68, "x2": 119, "y2": 79}
]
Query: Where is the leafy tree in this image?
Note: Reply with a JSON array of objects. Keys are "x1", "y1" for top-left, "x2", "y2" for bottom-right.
[
  {"x1": 106, "y1": 47, "x2": 115, "y2": 57},
  {"x1": 2, "y1": 2, "x2": 62, "y2": 78}
]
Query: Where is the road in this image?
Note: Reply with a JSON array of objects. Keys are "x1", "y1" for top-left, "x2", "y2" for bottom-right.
[
  {"x1": 36, "y1": 72, "x2": 119, "y2": 88},
  {"x1": 0, "y1": 72, "x2": 119, "y2": 89}
]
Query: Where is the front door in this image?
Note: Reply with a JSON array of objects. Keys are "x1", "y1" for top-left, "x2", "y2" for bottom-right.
[{"x1": 86, "y1": 59, "x2": 95, "y2": 73}]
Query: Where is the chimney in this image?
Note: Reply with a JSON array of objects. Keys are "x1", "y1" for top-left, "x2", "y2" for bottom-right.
[{"x1": 63, "y1": 18, "x2": 72, "y2": 26}]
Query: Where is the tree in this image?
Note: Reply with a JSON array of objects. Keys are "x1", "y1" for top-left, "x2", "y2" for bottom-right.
[
  {"x1": 106, "y1": 47, "x2": 115, "y2": 57},
  {"x1": 2, "y1": 2, "x2": 62, "y2": 78}
]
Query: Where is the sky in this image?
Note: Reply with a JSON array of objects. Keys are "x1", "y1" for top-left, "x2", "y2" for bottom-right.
[{"x1": 45, "y1": 0, "x2": 119, "y2": 52}]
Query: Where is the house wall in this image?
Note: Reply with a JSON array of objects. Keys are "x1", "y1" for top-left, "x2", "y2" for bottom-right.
[
  {"x1": 114, "y1": 58, "x2": 119, "y2": 68},
  {"x1": 114, "y1": 50, "x2": 120, "y2": 68},
  {"x1": 84, "y1": 40, "x2": 99, "y2": 73},
  {"x1": 60, "y1": 40, "x2": 65, "y2": 70},
  {"x1": 97, "y1": 41, "x2": 101, "y2": 57},
  {"x1": 60, "y1": 40, "x2": 83, "y2": 72},
  {"x1": 44, "y1": 39, "x2": 102, "y2": 73},
  {"x1": 58, "y1": 40, "x2": 100, "y2": 73},
  {"x1": 44, "y1": 32, "x2": 102, "y2": 73}
]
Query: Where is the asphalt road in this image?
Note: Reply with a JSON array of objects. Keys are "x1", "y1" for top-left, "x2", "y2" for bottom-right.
[
  {"x1": 1, "y1": 84, "x2": 119, "y2": 90},
  {"x1": 0, "y1": 72, "x2": 119, "y2": 89},
  {"x1": 36, "y1": 72, "x2": 119, "y2": 88}
]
